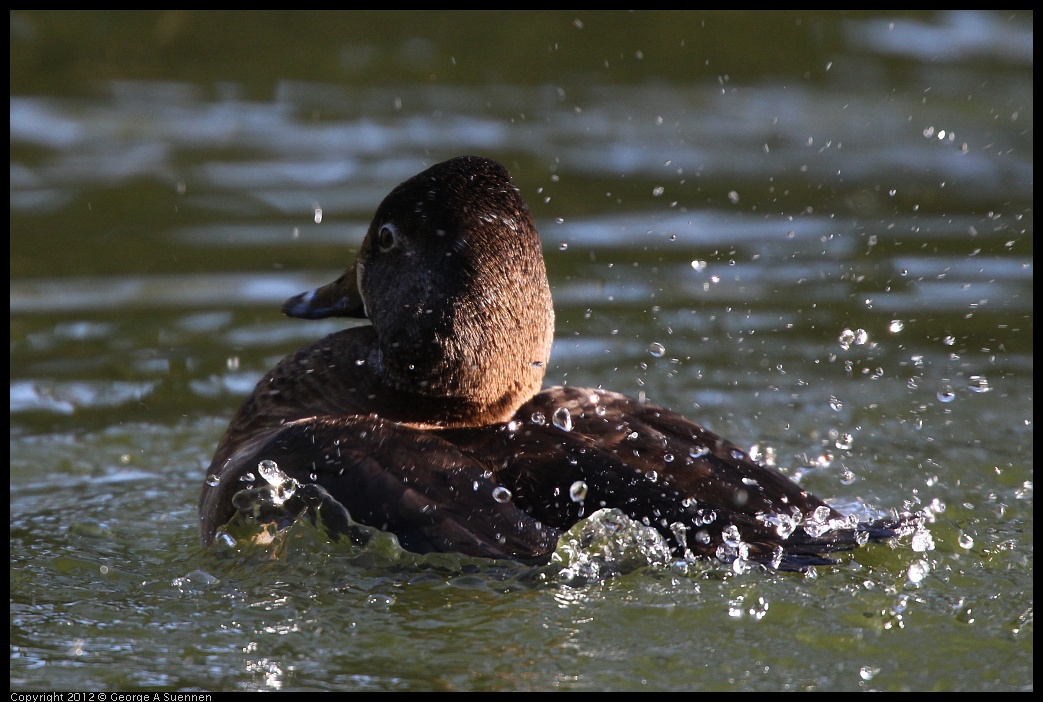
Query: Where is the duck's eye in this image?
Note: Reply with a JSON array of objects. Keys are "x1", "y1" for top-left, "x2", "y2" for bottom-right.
[{"x1": 377, "y1": 224, "x2": 397, "y2": 252}]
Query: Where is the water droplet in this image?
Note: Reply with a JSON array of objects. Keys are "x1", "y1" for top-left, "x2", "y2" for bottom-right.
[
  {"x1": 937, "y1": 386, "x2": 956, "y2": 403},
  {"x1": 530, "y1": 412, "x2": 546, "y2": 425},
  {"x1": 258, "y1": 460, "x2": 284, "y2": 486},
  {"x1": 749, "y1": 444, "x2": 776, "y2": 467},
  {"x1": 690, "y1": 259, "x2": 707, "y2": 271},
  {"x1": 968, "y1": 375, "x2": 991, "y2": 393},
  {"x1": 907, "y1": 560, "x2": 930, "y2": 583},
  {"x1": 722, "y1": 524, "x2": 742, "y2": 547},
  {"x1": 569, "y1": 480, "x2": 588, "y2": 502},
  {"x1": 648, "y1": 342, "x2": 665, "y2": 357},
  {"x1": 838, "y1": 327, "x2": 868, "y2": 350},
  {"x1": 552, "y1": 406, "x2": 573, "y2": 431},
  {"x1": 958, "y1": 533, "x2": 974, "y2": 549},
  {"x1": 835, "y1": 433, "x2": 854, "y2": 450},
  {"x1": 652, "y1": 186, "x2": 665, "y2": 197},
  {"x1": 492, "y1": 486, "x2": 512, "y2": 503},
  {"x1": 689, "y1": 445, "x2": 709, "y2": 459},
  {"x1": 558, "y1": 242, "x2": 568, "y2": 251},
  {"x1": 911, "y1": 528, "x2": 935, "y2": 553},
  {"x1": 757, "y1": 511, "x2": 798, "y2": 539},
  {"x1": 829, "y1": 396, "x2": 843, "y2": 412},
  {"x1": 889, "y1": 319, "x2": 904, "y2": 334},
  {"x1": 205, "y1": 474, "x2": 221, "y2": 487}
]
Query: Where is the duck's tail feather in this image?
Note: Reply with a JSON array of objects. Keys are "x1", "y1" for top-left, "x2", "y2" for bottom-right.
[{"x1": 749, "y1": 513, "x2": 920, "y2": 572}]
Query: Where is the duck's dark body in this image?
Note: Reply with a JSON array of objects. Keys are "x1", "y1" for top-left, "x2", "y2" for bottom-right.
[{"x1": 199, "y1": 156, "x2": 902, "y2": 571}]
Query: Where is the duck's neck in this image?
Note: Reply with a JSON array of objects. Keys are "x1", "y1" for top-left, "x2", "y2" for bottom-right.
[{"x1": 373, "y1": 274, "x2": 555, "y2": 427}]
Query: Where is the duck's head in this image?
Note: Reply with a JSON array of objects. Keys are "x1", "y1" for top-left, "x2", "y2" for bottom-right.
[{"x1": 282, "y1": 155, "x2": 555, "y2": 424}]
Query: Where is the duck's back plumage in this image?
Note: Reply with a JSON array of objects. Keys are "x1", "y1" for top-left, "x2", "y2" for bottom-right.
[{"x1": 202, "y1": 383, "x2": 902, "y2": 571}]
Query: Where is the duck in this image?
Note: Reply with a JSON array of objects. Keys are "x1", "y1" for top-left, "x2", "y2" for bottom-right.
[{"x1": 199, "y1": 155, "x2": 907, "y2": 571}]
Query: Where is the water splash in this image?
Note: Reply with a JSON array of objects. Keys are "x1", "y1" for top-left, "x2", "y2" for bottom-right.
[{"x1": 552, "y1": 508, "x2": 674, "y2": 583}]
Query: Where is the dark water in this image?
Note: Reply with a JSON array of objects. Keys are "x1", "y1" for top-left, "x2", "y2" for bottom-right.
[{"x1": 10, "y1": 11, "x2": 1032, "y2": 691}]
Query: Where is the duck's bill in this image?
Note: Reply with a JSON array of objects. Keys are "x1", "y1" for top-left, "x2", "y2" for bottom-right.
[{"x1": 282, "y1": 266, "x2": 367, "y2": 320}]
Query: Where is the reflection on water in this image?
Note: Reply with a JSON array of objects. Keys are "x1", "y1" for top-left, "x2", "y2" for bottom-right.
[{"x1": 10, "y1": 11, "x2": 1032, "y2": 693}]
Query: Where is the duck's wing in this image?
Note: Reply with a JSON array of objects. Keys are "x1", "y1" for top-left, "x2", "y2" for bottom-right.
[
  {"x1": 199, "y1": 416, "x2": 561, "y2": 563},
  {"x1": 451, "y1": 386, "x2": 903, "y2": 571}
]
